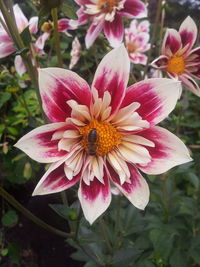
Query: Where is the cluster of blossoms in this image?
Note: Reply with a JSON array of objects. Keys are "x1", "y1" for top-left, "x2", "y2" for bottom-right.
[
  {"x1": 0, "y1": 4, "x2": 76, "y2": 75},
  {"x1": 15, "y1": 46, "x2": 192, "y2": 224},
  {"x1": 1, "y1": 2, "x2": 199, "y2": 224}
]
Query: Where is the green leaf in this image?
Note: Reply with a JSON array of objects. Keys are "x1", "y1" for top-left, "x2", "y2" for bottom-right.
[
  {"x1": 20, "y1": 26, "x2": 32, "y2": 46},
  {"x1": 49, "y1": 204, "x2": 69, "y2": 220},
  {"x1": 7, "y1": 126, "x2": 19, "y2": 136},
  {"x1": 62, "y1": 4, "x2": 78, "y2": 19},
  {"x1": 2, "y1": 210, "x2": 19, "y2": 227},
  {"x1": 8, "y1": 242, "x2": 21, "y2": 265},
  {"x1": 113, "y1": 248, "x2": 141, "y2": 266},
  {"x1": 149, "y1": 228, "x2": 177, "y2": 261},
  {"x1": 170, "y1": 251, "x2": 187, "y2": 267},
  {"x1": 0, "y1": 92, "x2": 11, "y2": 109}
]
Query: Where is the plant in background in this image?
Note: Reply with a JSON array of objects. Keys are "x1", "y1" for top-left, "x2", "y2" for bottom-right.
[
  {"x1": 152, "y1": 16, "x2": 200, "y2": 97},
  {"x1": 73, "y1": 0, "x2": 147, "y2": 48},
  {"x1": 15, "y1": 45, "x2": 191, "y2": 224},
  {"x1": 125, "y1": 19, "x2": 150, "y2": 64}
]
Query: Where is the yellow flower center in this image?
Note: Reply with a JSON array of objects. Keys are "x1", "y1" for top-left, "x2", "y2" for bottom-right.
[
  {"x1": 166, "y1": 56, "x2": 185, "y2": 75},
  {"x1": 79, "y1": 120, "x2": 121, "y2": 156},
  {"x1": 126, "y1": 43, "x2": 137, "y2": 53},
  {"x1": 98, "y1": 0, "x2": 118, "y2": 13},
  {"x1": 41, "y1": 21, "x2": 54, "y2": 33}
]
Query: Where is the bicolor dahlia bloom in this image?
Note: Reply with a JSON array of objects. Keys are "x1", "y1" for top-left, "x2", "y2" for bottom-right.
[
  {"x1": 15, "y1": 46, "x2": 192, "y2": 224},
  {"x1": 152, "y1": 16, "x2": 200, "y2": 97},
  {"x1": 125, "y1": 19, "x2": 150, "y2": 64},
  {"x1": 74, "y1": 0, "x2": 147, "y2": 48},
  {"x1": 0, "y1": 4, "x2": 38, "y2": 58}
]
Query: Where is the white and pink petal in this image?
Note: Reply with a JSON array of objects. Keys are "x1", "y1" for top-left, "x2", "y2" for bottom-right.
[
  {"x1": 136, "y1": 126, "x2": 192, "y2": 174},
  {"x1": 121, "y1": 78, "x2": 182, "y2": 126},
  {"x1": 161, "y1": 29, "x2": 182, "y2": 56},
  {"x1": 104, "y1": 15, "x2": 124, "y2": 48},
  {"x1": 78, "y1": 175, "x2": 111, "y2": 224},
  {"x1": 14, "y1": 123, "x2": 73, "y2": 163},
  {"x1": 33, "y1": 159, "x2": 80, "y2": 195},
  {"x1": 38, "y1": 68, "x2": 92, "y2": 122},
  {"x1": 92, "y1": 45, "x2": 130, "y2": 115},
  {"x1": 119, "y1": 0, "x2": 147, "y2": 19},
  {"x1": 179, "y1": 16, "x2": 197, "y2": 55},
  {"x1": 109, "y1": 163, "x2": 150, "y2": 210}
]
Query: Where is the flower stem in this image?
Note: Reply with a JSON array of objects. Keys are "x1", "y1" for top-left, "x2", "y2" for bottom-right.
[
  {"x1": 0, "y1": 186, "x2": 73, "y2": 238},
  {"x1": 114, "y1": 196, "x2": 121, "y2": 250},
  {"x1": 99, "y1": 218, "x2": 113, "y2": 254},
  {"x1": 51, "y1": 7, "x2": 63, "y2": 67},
  {"x1": 142, "y1": 0, "x2": 163, "y2": 79}
]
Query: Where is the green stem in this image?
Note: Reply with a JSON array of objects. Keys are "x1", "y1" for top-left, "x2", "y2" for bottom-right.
[
  {"x1": 142, "y1": 0, "x2": 163, "y2": 79},
  {"x1": 0, "y1": 187, "x2": 73, "y2": 238},
  {"x1": 51, "y1": 7, "x2": 63, "y2": 67},
  {"x1": 99, "y1": 218, "x2": 113, "y2": 254},
  {"x1": 60, "y1": 191, "x2": 68, "y2": 206}
]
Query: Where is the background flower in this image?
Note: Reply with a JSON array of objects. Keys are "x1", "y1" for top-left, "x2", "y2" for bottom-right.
[
  {"x1": 125, "y1": 19, "x2": 150, "y2": 64},
  {"x1": 15, "y1": 46, "x2": 191, "y2": 224},
  {"x1": 69, "y1": 37, "x2": 81, "y2": 69},
  {"x1": 74, "y1": 0, "x2": 147, "y2": 48},
  {"x1": 152, "y1": 16, "x2": 200, "y2": 97}
]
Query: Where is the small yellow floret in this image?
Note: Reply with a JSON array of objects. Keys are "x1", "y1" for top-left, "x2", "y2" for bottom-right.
[
  {"x1": 79, "y1": 120, "x2": 121, "y2": 156},
  {"x1": 166, "y1": 56, "x2": 185, "y2": 75}
]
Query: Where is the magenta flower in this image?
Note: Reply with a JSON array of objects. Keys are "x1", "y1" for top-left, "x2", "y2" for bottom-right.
[
  {"x1": 74, "y1": 0, "x2": 147, "y2": 48},
  {"x1": 125, "y1": 19, "x2": 150, "y2": 64},
  {"x1": 152, "y1": 16, "x2": 200, "y2": 97},
  {"x1": 15, "y1": 46, "x2": 191, "y2": 224},
  {"x1": 0, "y1": 4, "x2": 38, "y2": 58}
]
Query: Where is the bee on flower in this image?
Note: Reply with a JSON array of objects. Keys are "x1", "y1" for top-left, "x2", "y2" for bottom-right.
[
  {"x1": 152, "y1": 16, "x2": 200, "y2": 97},
  {"x1": 15, "y1": 45, "x2": 192, "y2": 224}
]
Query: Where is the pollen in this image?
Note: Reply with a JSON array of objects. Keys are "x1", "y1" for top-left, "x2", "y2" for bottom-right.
[
  {"x1": 98, "y1": 0, "x2": 118, "y2": 13},
  {"x1": 166, "y1": 56, "x2": 185, "y2": 75},
  {"x1": 79, "y1": 120, "x2": 121, "y2": 156},
  {"x1": 126, "y1": 43, "x2": 137, "y2": 53}
]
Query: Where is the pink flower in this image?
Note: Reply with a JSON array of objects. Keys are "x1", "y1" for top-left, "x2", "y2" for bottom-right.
[
  {"x1": 152, "y1": 16, "x2": 200, "y2": 97},
  {"x1": 69, "y1": 37, "x2": 81, "y2": 69},
  {"x1": 74, "y1": 0, "x2": 147, "y2": 48},
  {"x1": 15, "y1": 46, "x2": 192, "y2": 224},
  {"x1": 125, "y1": 19, "x2": 150, "y2": 64},
  {"x1": 0, "y1": 4, "x2": 38, "y2": 58}
]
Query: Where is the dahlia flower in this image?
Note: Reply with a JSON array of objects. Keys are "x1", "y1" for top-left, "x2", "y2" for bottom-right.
[
  {"x1": 125, "y1": 19, "x2": 150, "y2": 64},
  {"x1": 74, "y1": 0, "x2": 147, "y2": 48},
  {"x1": 152, "y1": 16, "x2": 200, "y2": 97},
  {"x1": 15, "y1": 45, "x2": 192, "y2": 224}
]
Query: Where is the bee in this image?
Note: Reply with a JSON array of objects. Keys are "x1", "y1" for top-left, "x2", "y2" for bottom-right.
[{"x1": 87, "y1": 128, "x2": 98, "y2": 156}]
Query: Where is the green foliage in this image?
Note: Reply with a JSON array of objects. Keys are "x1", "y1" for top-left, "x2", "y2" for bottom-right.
[{"x1": 1, "y1": 210, "x2": 19, "y2": 227}]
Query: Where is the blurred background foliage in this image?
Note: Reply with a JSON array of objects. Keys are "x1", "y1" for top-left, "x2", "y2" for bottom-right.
[{"x1": 0, "y1": 0, "x2": 200, "y2": 266}]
